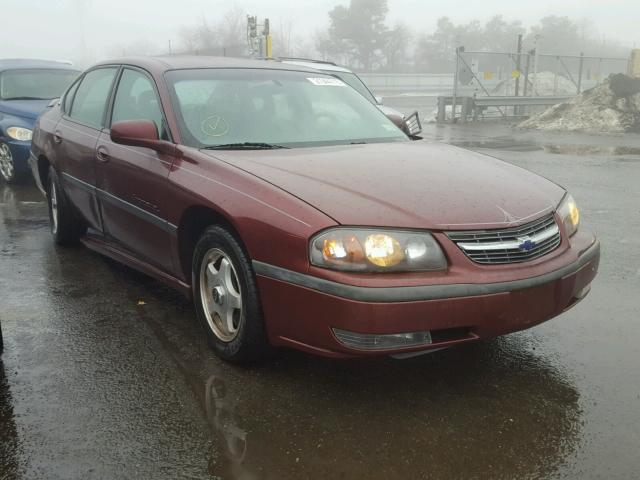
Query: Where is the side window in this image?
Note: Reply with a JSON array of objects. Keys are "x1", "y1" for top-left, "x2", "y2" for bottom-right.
[
  {"x1": 63, "y1": 79, "x2": 80, "y2": 114},
  {"x1": 111, "y1": 69, "x2": 164, "y2": 137},
  {"x1": 70, "y1": 68, "x2": 117, "y2": 128}
]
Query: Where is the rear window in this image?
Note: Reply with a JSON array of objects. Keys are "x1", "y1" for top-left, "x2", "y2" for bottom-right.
[{"x1": 0, "y1": 68, "x2": 79, "y2": 100}]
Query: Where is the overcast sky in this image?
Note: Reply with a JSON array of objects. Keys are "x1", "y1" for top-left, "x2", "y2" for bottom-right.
[{"x1": 1, "y1": 0, "x2": 637, "y2": 65}]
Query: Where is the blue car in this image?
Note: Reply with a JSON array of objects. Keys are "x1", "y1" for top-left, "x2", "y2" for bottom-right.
[{"x1": 0, "y1": 59, "x2": 79, "y2": 183}]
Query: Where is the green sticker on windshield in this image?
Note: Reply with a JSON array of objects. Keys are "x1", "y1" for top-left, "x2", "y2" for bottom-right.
[{"x1": 307, "y1": 77, "x2": 346, "y2": 87}]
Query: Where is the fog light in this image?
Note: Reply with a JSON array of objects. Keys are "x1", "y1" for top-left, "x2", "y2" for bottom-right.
[
  {"x1": 332, "y1": 328, "x2": 432, "y2": 350},
  {"x1": 575, "y1": 284, "x2": 591, "y2": 300}
]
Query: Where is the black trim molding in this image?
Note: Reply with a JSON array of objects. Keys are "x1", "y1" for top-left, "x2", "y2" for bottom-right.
[{"x1": 62, "y1": 172, "x2": 177, "y2": 235}]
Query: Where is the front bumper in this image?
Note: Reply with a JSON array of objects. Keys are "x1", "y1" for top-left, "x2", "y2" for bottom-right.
[{"x1": 255, "y1": 236, "x2": 600, "y2": 358}]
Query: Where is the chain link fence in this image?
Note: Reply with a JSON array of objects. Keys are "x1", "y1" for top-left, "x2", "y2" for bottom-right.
[
  {"x1": 455, "y1": 48, "x2": 628, "y2": 97},
  {"x1": 446, "y1": 47, "x2": 630, "y2": 120}
]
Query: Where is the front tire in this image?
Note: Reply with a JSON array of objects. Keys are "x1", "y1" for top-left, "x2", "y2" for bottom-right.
[
  {"x1": 47, "y1": 167, "x2": 86, "y2": 245},
  {"x1": 0, "y1": 141, "x2": 25, "y2": 184},
  {"x1": 193, "y1": 226, "x2": 270, "y2": 364}
]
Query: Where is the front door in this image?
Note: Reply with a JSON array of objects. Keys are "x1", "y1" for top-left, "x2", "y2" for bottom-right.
[{"x1": 95, "y1": 68, "x2": 175, "y2": 273}]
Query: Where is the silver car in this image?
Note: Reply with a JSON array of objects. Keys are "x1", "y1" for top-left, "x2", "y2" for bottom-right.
[{"x1": 278, "y1": 58, "x2": 422, "y2": 136}]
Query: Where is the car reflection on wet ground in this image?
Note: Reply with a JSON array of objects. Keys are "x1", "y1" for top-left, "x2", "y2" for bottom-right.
[{"x1": 1, "y1": 124, "x2": 639, "y2": 479}]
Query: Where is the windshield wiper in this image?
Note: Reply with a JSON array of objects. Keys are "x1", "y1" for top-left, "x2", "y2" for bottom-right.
[
  {"x1": 202, "y1": 142, "x2": 289, "y2": 150},
  {"x1": 2, "y1": 96, "x2": 49, "y2": 101}
]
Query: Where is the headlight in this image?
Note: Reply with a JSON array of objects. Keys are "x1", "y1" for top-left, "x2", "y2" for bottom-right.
[
  {"x1": 6, "y1": 127, "x2": 33, "y2": 141},
  {"x1": 557, "y1": 194, "x2": 580, "y2": 237},
  {"x1": 310, "y1": 228, "x2": 447, "y2": 272}
]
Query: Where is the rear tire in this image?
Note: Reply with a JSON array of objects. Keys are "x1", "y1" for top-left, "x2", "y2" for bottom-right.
[
  {"x1": 193, "y1": 225, "x2": 270, "y2": 364},
  {"x1": 47, "y1": 167, "x2": 86, "y2": 245}
]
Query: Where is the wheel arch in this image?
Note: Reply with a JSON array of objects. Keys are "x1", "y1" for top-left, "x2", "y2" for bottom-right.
[
  {"x1": 37, "y1": 154, "x2": 51, "y2": 192},
  {"x1": 177, "y1": 204, "x2": 249, "y2": 283}
]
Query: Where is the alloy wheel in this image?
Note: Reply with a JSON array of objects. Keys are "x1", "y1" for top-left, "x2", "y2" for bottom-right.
[
  {"x1": 0, "y1": 143, "x2": 14, "y2": 181},
  {"x1": 199, "y1": 248, "x2": 243, "y2": 342}
]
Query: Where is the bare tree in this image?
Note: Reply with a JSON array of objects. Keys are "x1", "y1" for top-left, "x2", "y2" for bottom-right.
[{"x1": 178, "y1": 8, "x2": 247, "y2": 56}]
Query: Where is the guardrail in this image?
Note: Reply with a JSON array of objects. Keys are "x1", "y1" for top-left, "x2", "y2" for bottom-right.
[{"x1": 436, "y1": 95, "x2": 573, "y2": 123}]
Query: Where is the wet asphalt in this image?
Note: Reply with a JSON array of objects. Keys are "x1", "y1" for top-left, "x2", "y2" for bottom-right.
[{"x1": 1, "y1": 124, "x2": 639, "y2": 479}]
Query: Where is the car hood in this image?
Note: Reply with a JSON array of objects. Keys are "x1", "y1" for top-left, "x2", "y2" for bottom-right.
[
  {"x1": 0, "y1": 99, "x2": 51, "y2": 122},
  {"x1": 204, "y1": 141, "x2": 566, "y2": 230}
]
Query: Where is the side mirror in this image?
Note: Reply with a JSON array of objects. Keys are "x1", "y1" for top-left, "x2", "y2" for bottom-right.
[
  {"x1": 110, "y1": 120, "x2": 174, "y2": 154},
  {"x1": 385, "y1": 113, "x2": 412, "y2": 137},
  {"x1": 404, "y1": 111, "x2": 423, "y2": 138},
  {"x1": 385, "y1": 111, "x2": 423, "y2": 140}
]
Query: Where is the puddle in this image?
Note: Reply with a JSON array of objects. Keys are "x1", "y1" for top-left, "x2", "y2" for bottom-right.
[
  {"x1": 543, "y1": 145, "x2": 640, "y2": 157},
  {"x1": 450, "y1": 140, "x2": 640, "y2": 158},
  {"x1": 449, "y1": 140, "x2": 543, "y2": 152}
]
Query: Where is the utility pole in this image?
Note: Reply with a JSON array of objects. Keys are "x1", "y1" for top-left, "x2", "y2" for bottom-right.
[
  {"x1": 264, "y1": 18, "x2": 272, "y2": 58},
  {"x1": 247, "y1": 15, "x2": 258, "y2": 56},
  {"x1": 247, "y1": 15, "x2": 272, "y2": 58}
]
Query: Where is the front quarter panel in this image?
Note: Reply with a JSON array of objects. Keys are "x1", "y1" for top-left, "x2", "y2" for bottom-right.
[{"x1": 167, "y1": 148, "x2": 338, "y2": 281}]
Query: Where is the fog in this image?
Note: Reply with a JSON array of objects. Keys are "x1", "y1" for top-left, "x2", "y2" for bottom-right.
[{"x1": 1, "y1": 0, "x2": 637, "y2": 70}]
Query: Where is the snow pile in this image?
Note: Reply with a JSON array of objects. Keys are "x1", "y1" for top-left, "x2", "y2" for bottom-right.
[
  {"x1": 492, "y1": 71, "x2": 576, "y2": 96},
  {"x1": 519, "y1": 74, "x2": 640, "y2": 134}
]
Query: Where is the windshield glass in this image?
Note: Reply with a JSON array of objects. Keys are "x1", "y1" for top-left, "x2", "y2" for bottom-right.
[
  {"x1": 165, "y1": 68, "x2": 407, "y2": 149},
  {"x1": 0, "y1": 69, "x2": 79, "y2": 100},
  {"x1": 329, "y1": 71, "x2": 378, "y2": 105}
]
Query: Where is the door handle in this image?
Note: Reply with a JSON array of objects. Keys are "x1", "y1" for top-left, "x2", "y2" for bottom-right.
[
  {"x1": 96, "y1": 146, "x2": 110, "y2": 163},
  {"x1": 53, "y1": 130, "x2": 63, "y2": 144}
]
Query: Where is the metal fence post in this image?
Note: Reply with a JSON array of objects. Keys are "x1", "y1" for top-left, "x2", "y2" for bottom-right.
[
  {"x1": 452, "y1": 46, "x2": 461, "y2": 123},
  {"x1": 577, "y1": 52, "x2": 584, "y2": 94},
  {"x1": 523, "y1": 52, "x2": 532, "y2": 116},
  {"x1": 515, "y1": 34, "x2": 522, "y2": 97},
  {"x1": 514, "y1": 34, "x2": 523, "y2": 116},
  {"x1": 523, "y1": 52, "x2": 531, "y2": 97},
  {"x1": 437, "y1": 96, "x2": 446, "y2": 123}
]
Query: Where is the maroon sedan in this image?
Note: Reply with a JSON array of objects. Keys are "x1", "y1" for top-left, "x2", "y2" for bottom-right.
[{"x1": 29, "y1": 57, "x2": 599, "y2": 363}]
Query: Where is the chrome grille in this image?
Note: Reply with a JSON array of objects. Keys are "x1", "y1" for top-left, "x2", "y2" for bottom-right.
[{"x1": 447, "y1": 215, "x2": 561, "y2": 265}]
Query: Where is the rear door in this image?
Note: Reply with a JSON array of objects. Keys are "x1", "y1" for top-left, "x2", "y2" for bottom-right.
[
  {"x1": 55, "y1": 67, "x2": 119, "y2": 231},
  {"x1": 95, "y1": 67, "x2": 175, "y2": 272}
]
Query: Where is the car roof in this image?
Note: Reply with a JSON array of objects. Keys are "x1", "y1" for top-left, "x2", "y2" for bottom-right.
[
  {"x1": 0, "y1": 58, "x2": 78, "y2": 72},
  {"x1": 91, "y1": 55, "x2": 326, "y2": 75},
  {"x1": 279, "y1": 59, "x2": 354, "y2": 74}
]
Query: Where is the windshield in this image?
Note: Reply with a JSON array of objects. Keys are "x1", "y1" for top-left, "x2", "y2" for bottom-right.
[
  {"x1": 329, "y1": 71, "x2": 378, "y2": 105},
  {"x1": 0, "y1": 68, "x2": 79, "y2": 100},
  {"x1": 165, "y1": 68, "x2": 407, "y2": 149}
]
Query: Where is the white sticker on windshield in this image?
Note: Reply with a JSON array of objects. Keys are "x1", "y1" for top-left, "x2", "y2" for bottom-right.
[{"x1": 307, "y1": 77, "x2": 346, "y2": 87}]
